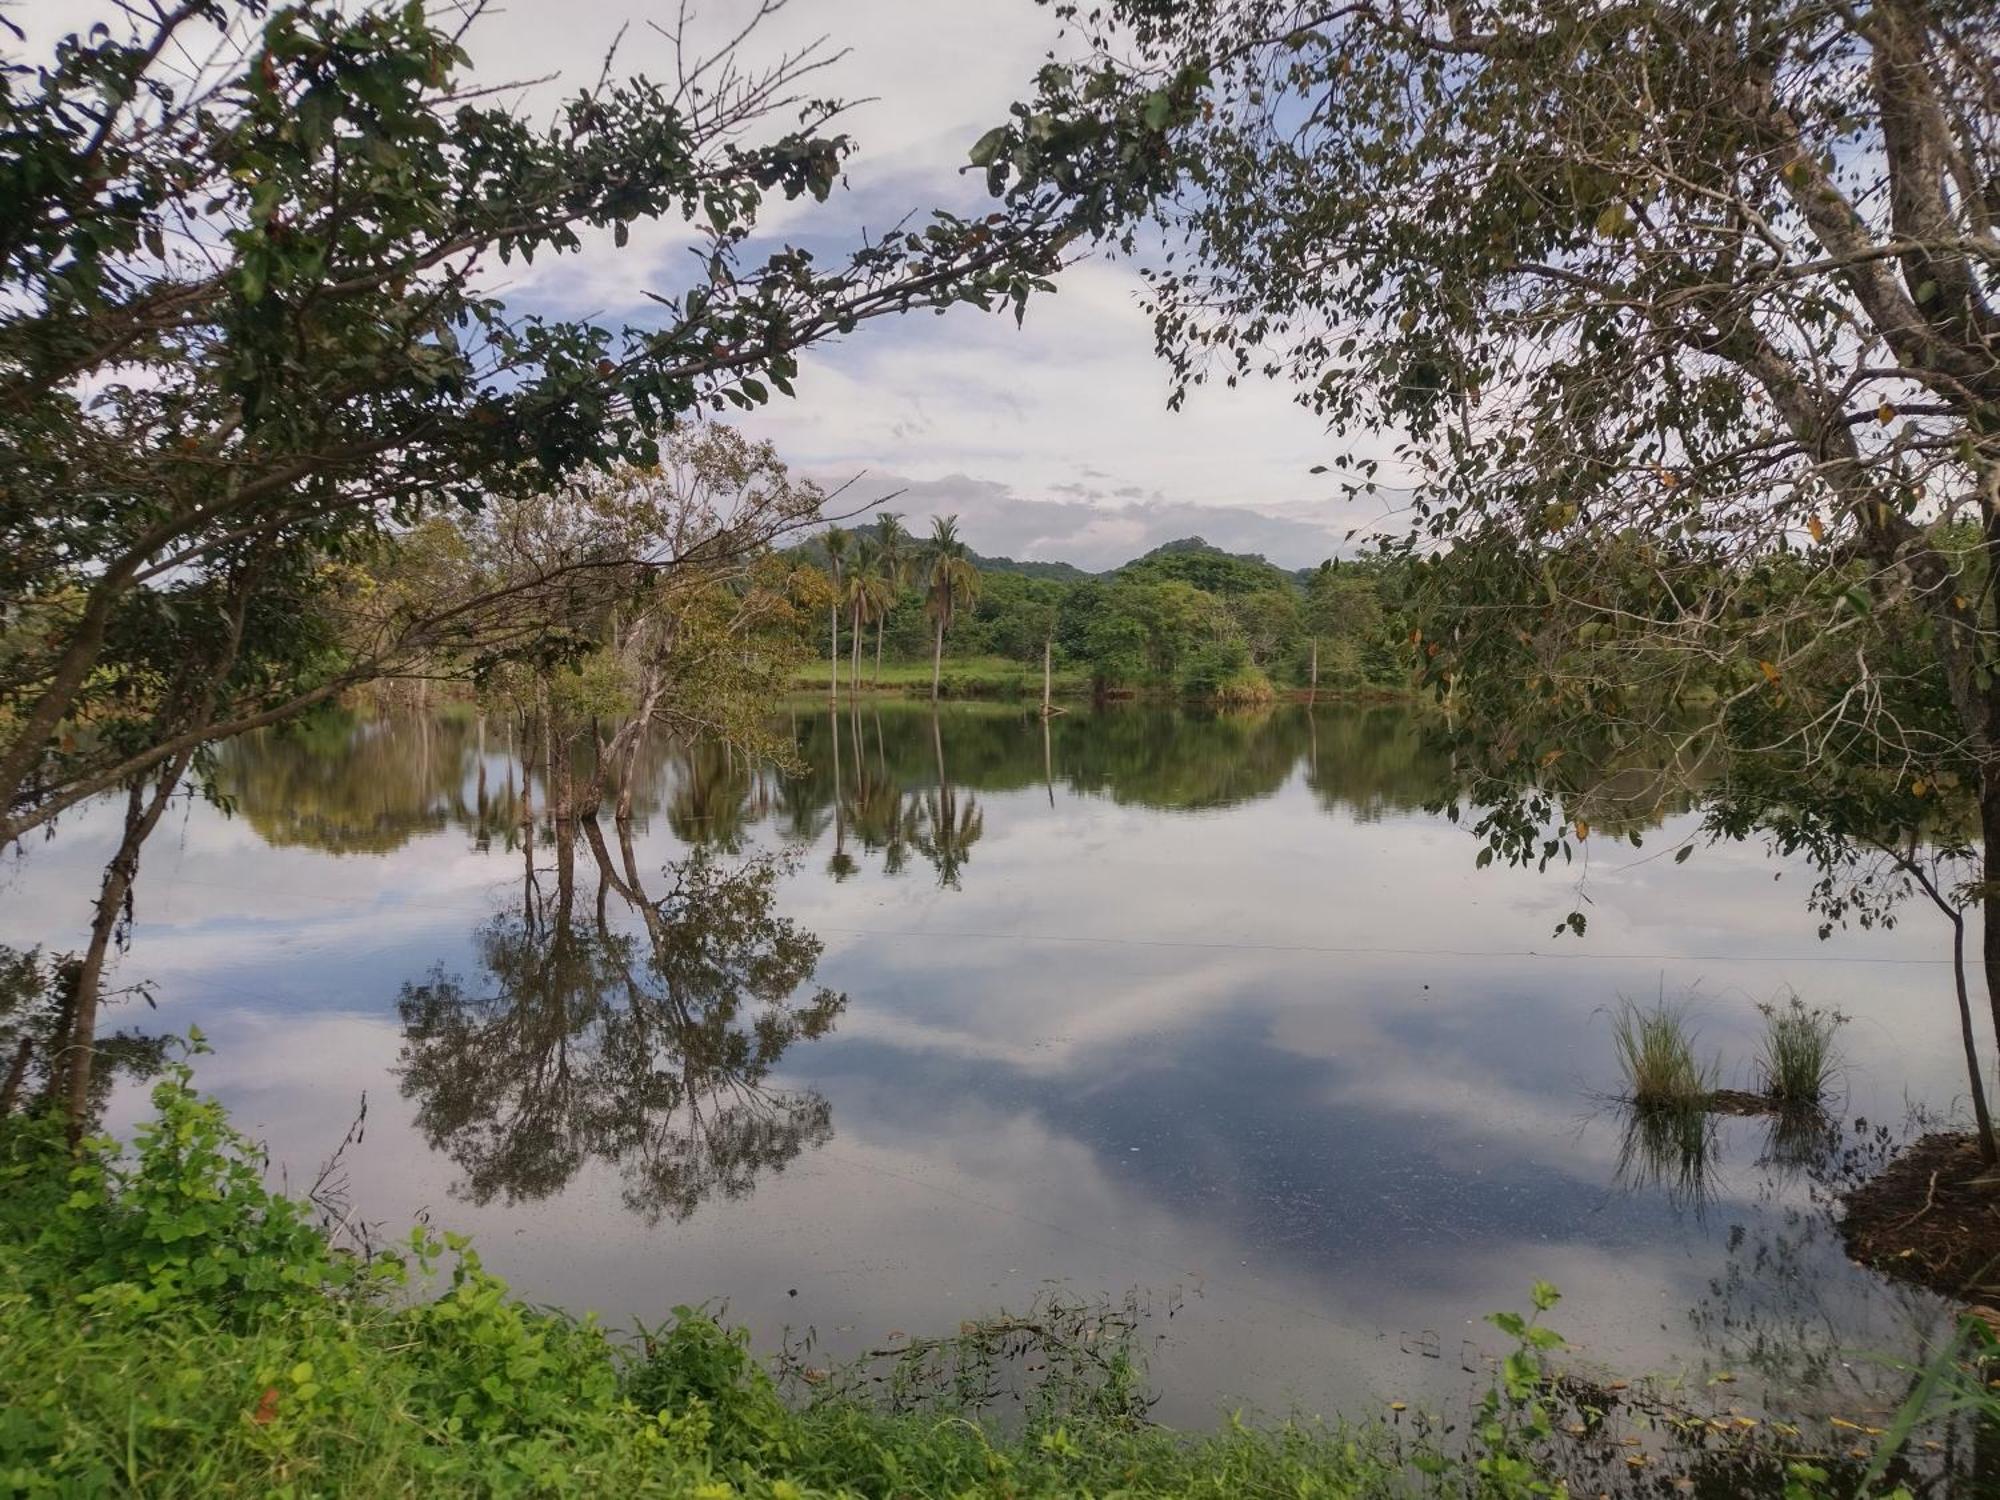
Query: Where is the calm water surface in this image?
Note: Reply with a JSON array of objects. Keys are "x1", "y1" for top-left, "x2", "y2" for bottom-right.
[{"x1": 1, "y1": 701, "x2": 1977, "y2": 1428}]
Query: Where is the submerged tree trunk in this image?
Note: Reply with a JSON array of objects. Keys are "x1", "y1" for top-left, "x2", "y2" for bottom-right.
[
  {"x1": 63, "y1": 748, "x2": 192, "y2": 1143},
  {"x1": 519, "y1": 709, "x2": 538, "y2": 831}
]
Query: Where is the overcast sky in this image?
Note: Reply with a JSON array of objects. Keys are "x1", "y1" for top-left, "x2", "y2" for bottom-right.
[{"x1": 30, "y1": 1, "x2": 1414, "y2": 570}]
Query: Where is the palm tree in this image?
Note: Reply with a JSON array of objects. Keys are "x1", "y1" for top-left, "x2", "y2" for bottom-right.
[
  {"x1": 822, "y1": 525, "x2": 850, "y2": 701},
  {"x1": 845, "y1": 537, "x2": 894, "y2": 695},
  {"x1": 873, "y1": 511, "x2": 910, "y2": 686},
  {"x1": 920, "y1": 515, "x2": 981, "y2": 703}
]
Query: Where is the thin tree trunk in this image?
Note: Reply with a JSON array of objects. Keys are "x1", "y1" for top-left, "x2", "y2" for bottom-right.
[
  {"x1": 1953, "y1": 908, "x2": 1998, "y2": 1163},
  {"x1": 519, "y1": 711, "x2": 537, "y2": 830},
  {"x1": 874, "y1": 618, "x2": 885, "y2": 687},
  {"x1": 1042, "y1": 634, "x2": 1053, "y2": 717},
  {"x1": 931, "y1": 617, "x2": 945, "y2": 702},
  {"x1": 1043, "y1": 714, "x2": 1054, "y2": 808},
  {"x1": 1911, "y1": 851, "x2": 1999, "y2": 1162},
  {"x1": 1309, "y1": 638, "x2": 1319, "y2": 706},
  {"x1": 63, "y1": 748, "x2": 192, "y2": 1143},
  {"x1": 851, "y1": 600, "x2": 864, "y2": 694},
  {"x1": 830, "y1": 596, "x2": 840, "y2": 702},
  {"x1": 1984, "y1": 772, "x2": 2000, "y2": 1064}
]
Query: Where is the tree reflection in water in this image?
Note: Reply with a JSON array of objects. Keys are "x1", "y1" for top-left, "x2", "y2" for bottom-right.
[{"x1": 395, "y1": 818, "x2": 843, "y2": 1223}]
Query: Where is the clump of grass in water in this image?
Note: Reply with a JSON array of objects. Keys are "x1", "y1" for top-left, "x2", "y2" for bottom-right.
[
  {"x1": 1611, "y1": 998, "x2": 1715, "y2": 1110},
  {"x1": 1755, "y1": 992, "x2": 1846, "y2": 1107}
]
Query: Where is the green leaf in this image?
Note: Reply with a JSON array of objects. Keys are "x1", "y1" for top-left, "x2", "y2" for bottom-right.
[{"x1": 968, "y1": 126, "x2": 1009, "y2": 168}]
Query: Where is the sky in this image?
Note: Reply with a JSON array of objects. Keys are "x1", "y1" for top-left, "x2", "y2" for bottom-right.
[{"x1": 22, "y1": 0, "x2": 1413, "y2": 571}]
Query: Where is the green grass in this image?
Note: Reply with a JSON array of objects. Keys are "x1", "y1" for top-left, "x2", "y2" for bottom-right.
[
  {"x1": 1755, "y1": 993, "x2": 1846, "y2": 1107},
  {"x1": 1610, "y1": 998, "x2": 1715, "y2": 1110},
  {"x1": 791, "y1": 654, "x2": 1090, "y2": 700}
]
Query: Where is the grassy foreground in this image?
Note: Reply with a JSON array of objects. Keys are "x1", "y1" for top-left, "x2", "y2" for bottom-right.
[{"x1": 0, "y1": 1055, "x2": 1971, "y2": 1497}]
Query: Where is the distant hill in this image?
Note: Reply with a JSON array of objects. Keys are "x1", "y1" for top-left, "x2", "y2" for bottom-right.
[
  {"x1": 1112, "y1": 536, "x2": 1306, "y2": 595},
  {"x1": 788, "y1": 529, "x2": 1314, "y2": 589},
  {"x1": 961, "y1": 548, "x2": 1094, "y2": 584}
]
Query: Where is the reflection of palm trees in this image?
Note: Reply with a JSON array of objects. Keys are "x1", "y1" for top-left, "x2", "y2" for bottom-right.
[
  {"x1": 850, "y1": 722, "x2": 912, "y2": 875},
  {"x1": 911, "y1": 713, "x2": 984, "y2": 889},
  {"x1": 665, "y1": 741, "x2": 759, "y2": 852},
  {"x1": 826, "y1": 705, "x2": 857, "y2": 881},
  {"x1": 396, "y1": 818, "x2": 843, "y2": 1223}
]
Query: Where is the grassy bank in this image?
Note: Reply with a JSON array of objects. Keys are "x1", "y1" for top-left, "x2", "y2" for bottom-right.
[
  {"x1": 789, "y1": 657, "x2": 1415, "y2": 705},
  {"x1": 791, "y1": 655, "x2": 1092, "y2": 701},
  {"x1": 0, "y1": 1057, "x2": 1976, "y2": 1497}
]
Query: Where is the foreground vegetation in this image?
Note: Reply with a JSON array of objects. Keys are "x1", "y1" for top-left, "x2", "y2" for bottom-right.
[
  {"x1": 11, "y1": 1057, "x2": 1977, "y2": 1498},
  {"x1": 0, "y1": 1061, "x2": 1481, "y2": 1497}
]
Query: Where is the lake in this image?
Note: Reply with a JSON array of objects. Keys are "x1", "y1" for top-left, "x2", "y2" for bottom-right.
[{"x1": 1, "y1": 699, "x2": 1974, "y2": 1430}]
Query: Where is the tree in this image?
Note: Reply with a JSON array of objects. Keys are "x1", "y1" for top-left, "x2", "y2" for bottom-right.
[
  {"x1": 1, "y1": 1, "x2": 1067, "y2": 849},
  {"x1": 845, "y1": 536, "x2": 896, "y2": 694},
  {"x1": 822, "y1": 526, "x2": 851, "y2": 701},
  {"x1": 446, "y1": 429, "x2": 821, "y2": 823},
  {"x1": 989, "y1": 0, "x2": 2000, "y2": 1155},
  {"x1": 921, "y1": 516, "x2": 982, "y2": 701},
  {"x1": 872, "y1": 511, "x2": 913, "y2": 684},
  {"x1": 4, "y1": 0, "x2": 1064, "y2": 1139},
  {"x1": 1303, "y1": 564, "x2": 1389, "y2": 702}
]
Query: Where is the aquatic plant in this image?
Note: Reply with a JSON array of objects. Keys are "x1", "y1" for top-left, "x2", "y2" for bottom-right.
[
  {"x1": 1755, "y1": 994, "x2": 1847, "y2": 1108},
  {"x1": 1611, "y1": 998, "x2": 1715, "y2": 1110}
]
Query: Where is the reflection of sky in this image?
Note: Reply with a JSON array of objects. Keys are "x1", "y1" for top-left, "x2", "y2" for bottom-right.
[{"x1": 0, "y1": 704, "x2": 1969, "y2": 1426}]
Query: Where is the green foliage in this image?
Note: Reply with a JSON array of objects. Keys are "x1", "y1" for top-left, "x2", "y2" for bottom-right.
[{"x1": 1, "y1": 1, "x2": 1066, "y2": 844}]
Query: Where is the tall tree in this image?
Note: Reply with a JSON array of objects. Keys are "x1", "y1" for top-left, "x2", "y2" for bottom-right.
[
  {"x1": 921, "y1": 516, "x2": 982, "y2": 701},
  {"x1": 845, "y1": 536, "x2": 896, "y2": 694},
  {"x1": 822, "y1": 526, "x2": 851, "y2": 702},
  {"x1": 873, "y1": 511, "x2": 913, "y2": 686},
  {"x1": 988, "y1": 0, "x2": 2000, "y2": 1154}
]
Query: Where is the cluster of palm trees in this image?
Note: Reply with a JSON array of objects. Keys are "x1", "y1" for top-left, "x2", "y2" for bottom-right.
[{"x1": 821, "y1": 513, "x2": 980, "y2": 702}]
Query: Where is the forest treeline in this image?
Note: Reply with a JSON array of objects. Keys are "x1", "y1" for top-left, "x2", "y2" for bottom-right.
[{"x1": 783, "y1": 523, "x2": 1414, "y2": 703}]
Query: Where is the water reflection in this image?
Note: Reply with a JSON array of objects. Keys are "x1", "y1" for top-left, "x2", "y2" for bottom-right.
[
  {"x1": 42, "y1": 697, "x2": 1980, "y2": 1436},
  {"x1": 216, "y1": 703, "x2": 1448, "y2": 881},
  {"x1": 394, "y1": 819, "x2": 843, "y2": 1223}
]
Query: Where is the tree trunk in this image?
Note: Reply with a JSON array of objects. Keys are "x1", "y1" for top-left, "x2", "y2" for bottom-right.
[
  {"x1": 519, "y1": 709, "x2": 538, "y2": 831},
  {"x1": 1953, "y1": 906, "x2": 1998, "y2": 1163},
  {"x1": 1984, "y1": 768, "x2": 2000, "y2": 1068},
  {"x1": 1309, "y1": 638, "x2": 1319, "y2": 706},
  {"x1": 829, "y1": 596, "x2": 840, "y2": 702},
  {"x1": 851, "y1": 600, "x2": 864, "y2": 694},
  {"x1": 63, "y1": 748, "x2": 191, "y2": 1143},
  {"x1": 931, "y1": 617, "x2": 945, "y2": 702},
  {"x1": 874, "y1": 618, "x2": 885, "y2": 686},
  {"x1": 1042, "y1": 634, "x2": 1053, "y2": 717}
]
